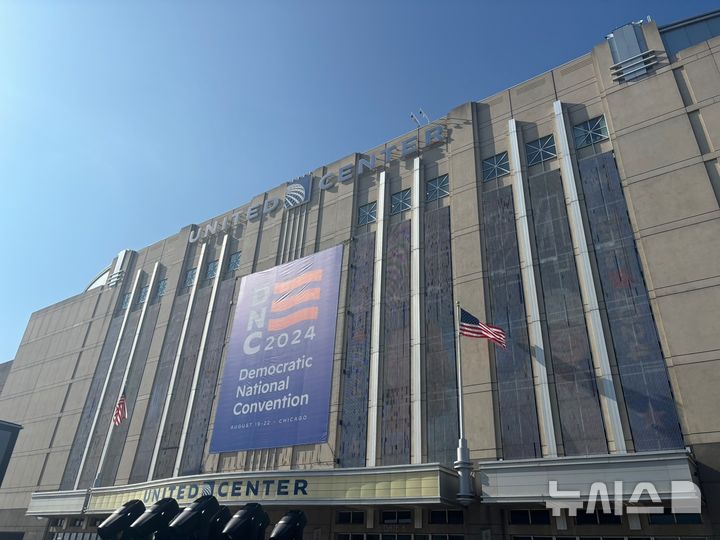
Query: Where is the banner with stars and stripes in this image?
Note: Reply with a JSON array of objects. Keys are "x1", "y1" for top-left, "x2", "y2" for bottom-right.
[{"x1": 210, "y1": 244, "x2": 343, "y2": 452}]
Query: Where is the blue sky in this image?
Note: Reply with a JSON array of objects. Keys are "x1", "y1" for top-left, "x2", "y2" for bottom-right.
[{"x1": 0, "y1": 0, "x2": 716, "y2": 362}]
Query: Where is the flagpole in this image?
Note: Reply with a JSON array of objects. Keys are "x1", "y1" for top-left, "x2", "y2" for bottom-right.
[{"x1": 454, "y1": 301, "x2": 474, "y2": 505}]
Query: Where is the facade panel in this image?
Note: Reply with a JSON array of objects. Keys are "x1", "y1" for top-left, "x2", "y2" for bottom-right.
[
  {"x1": 578, "y1": 151, "x2": 684, "y2": 452},
  {"x1": 481, "y1": 185, "x2": 542, "y2": 459}
]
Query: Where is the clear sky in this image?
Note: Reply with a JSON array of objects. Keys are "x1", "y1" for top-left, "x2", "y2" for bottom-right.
[{"x1": 0, "y1": 0, "x2": 717, "y2": 362}]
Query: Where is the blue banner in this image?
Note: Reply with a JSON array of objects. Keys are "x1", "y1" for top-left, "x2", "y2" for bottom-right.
[{"x1": 210, "y1": 244, "x2": 343, "y2": 452}]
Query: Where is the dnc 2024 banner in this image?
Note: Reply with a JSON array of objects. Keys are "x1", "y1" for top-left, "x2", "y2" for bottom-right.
[{"x1": 210, "y1": 244, "x2": 343, "y2": 452}]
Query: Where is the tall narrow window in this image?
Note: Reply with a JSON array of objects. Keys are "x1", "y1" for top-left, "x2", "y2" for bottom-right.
[{"x1": 121, "y1": 292, "x2": 131, "y2": 310}]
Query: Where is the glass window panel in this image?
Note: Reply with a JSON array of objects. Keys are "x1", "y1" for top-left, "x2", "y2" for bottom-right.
[
  {"x1": 184, "y1": 268, "x2": 197, "y2": 288},
  {"x1": 121, "y1": 292, "x2": 131, "y2": 310},
  {"x1": 156, "y1": 278, "x2": 168, "y2": 297},
  {"x1": 597, "y1": 511, "x2": 622, "y2": 524},
  {"x1": 426, "y1": 175, "x2": 450, "y2": 202},
  {"x1": 228, "y1": 251, "x2": 242, "y2": 272},
  {"x1": 526, "y1": 135, "x2": 556, "y2": 165},
  {"x1": 447, "y1": 536, "x2": 463, "y2": 540},
  {"x1": 358, "y1": 202, "x2": 377, "y2": 225},
  {"x1": 482, "y1": 151, "x2": 510, "y2": 181},
  {"x1": 675, "y1": 513, "x2": 702, "y2": 524},
  {"x1": 351, "y1": 512, "x2": 364, "y2": 524},
  {"x1": 391, "y1": 189, "x2": 412, "y2": 215},
  {"x1": 446, "y1": 510, "x2": 463, "y2": 524},
  {"x1": 351, "y1": 535, "x2": 364, "y2": 540},
  {"x1": 336, "y1": 512, "x2": 351, "y2": 524},
  {"x1": 137, "y1": 285, "x2": 149, "y2": 305},
  {"x1": 529, "y1": 509, "x2": 550, "y2": 525},
  {"x1": 367, "y1": 535, "x2": 380, "y2": 540},
  {"x1": 381, "y1": 511, "x2": 397, "y2": 524},
  {"x1": 648, "y1": 512, "x2": 676, "y2": 524},
  {"x1": 337, "y1": 535, "x2": 350, "y2": 540},
  {"x1": 573, "y1": 116, "x2": 609, "y2": 149},
  {"x1": 509, "y1": 510, "x2": 530, "y2": 525},
  {"x1": 397, "y1": 535, "x2": 411, "y2": 540},
  {"x1": 428, "y1": 511, "x2": 446, "y2": 524},
  {"x1": 206, "y1": 260, "x2": 218, "y2": 280},
  {"x1": 574, "y1": 510, "x2": 598, "y2": 524},
  {"x1": 431, "y1": 535, "x2": 447, "y2": 540},
  {"x1": 397, "y1": 511, "x2": 412, "y2": 524}
]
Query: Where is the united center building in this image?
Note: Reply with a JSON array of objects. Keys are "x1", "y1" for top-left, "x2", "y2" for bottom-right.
[{"x1": 2, "y1": 10, "x2": 720, "y2": 540}]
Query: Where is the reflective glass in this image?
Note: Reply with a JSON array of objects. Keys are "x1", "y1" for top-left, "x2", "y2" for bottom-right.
[{"x1": 121, "y1": 292, "x2": 131, "y2": 310}]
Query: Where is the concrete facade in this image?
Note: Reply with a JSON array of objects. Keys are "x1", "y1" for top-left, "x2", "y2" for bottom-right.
[{"x1": 1, "y1": 10, "x2": 720, "y2": 540}]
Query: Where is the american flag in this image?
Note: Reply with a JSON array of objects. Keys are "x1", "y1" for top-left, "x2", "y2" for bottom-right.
[
  {"x1": 112, "y1": 392, "x2": 127, "y2": 426},
  {"x1": 269, "y1": 268, "x2": 323, "y2": 331},
  {"x1": 459, "y1": 308, "x2": 507, "y2": 348}
]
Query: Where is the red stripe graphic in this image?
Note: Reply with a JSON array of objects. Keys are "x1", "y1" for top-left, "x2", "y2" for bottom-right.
[
  {"x1": 267, "y1": 307, "x2": 319, "y2": 331},
  {"x1": 271, "y1": 287, "x2": 322, "y2": 312},
  {"x1": 273, "y1": 270, "x2": 324, "y2": 294}
]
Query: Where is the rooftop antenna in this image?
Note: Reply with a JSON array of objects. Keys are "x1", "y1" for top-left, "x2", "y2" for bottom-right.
[
  {"x1": 419, "y1": 109, "x2": 431, "y2": 125},
  {"x1": 410, "y1": 112, "x2": 422, "y2": 127}
]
